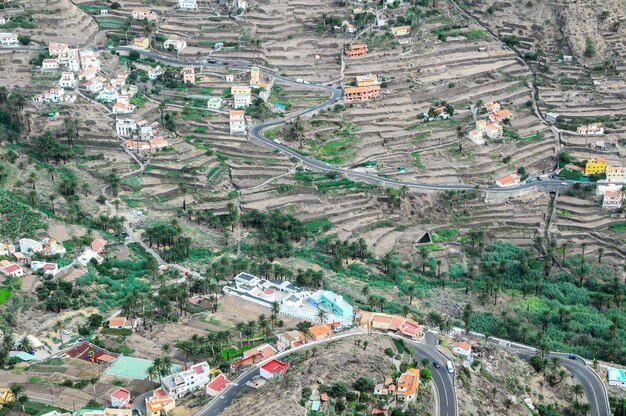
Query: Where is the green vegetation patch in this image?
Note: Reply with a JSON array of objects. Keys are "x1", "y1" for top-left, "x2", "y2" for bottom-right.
[
  {"x1": 0, "y1": 288, "x2": 11, "y2": 305},
  {"x1": 0, "y1": 189, "x2": 47, "y2": 238}
]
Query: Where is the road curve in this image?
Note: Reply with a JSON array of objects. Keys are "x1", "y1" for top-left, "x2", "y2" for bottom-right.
[
  {"x1": 194, "y1": 330, "x2": 457, "y2": 416},
  {"x1": 114, "y1": 47, "x2": 578, "y2": 194}
]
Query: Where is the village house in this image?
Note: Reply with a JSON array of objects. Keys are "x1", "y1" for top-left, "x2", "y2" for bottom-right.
[
  {"x1": 225, "y1": 73, "x2": 234, "y2": 82},
  {"x1": 484, "y1": 101, "x2": 501, "y2": 113},
  {"x1": 108, "y1": 316, "x2": 141, "y2": 330},
  {"x1": 374, "y1": 377, "x2": 396, "y2": 396},
  {"x1": 84, "y1": 78, "x2": 104, "y2": 93},
  {"x1": 229, "y1": 110, "x2": 246, "y2": 136},
  {"x1": 0, "y1": 33, "x2": 18, "y2": 48},
  {"x1": 178, "y1": 0, "x2": 197, "y2": 10},
  {"x1": 391, "y1": 25, "x2": 410, "y2": 36},
  {"x1": 163, "y1": 38, "x2": 187, "y2": 51},
  {"x1": 207, "y1": 96, "x2": 223, "y2": 110},
  {"x1": 0, "y1": 243, "x2": 13, "y2": 256},
  {"x1": 138, "y1": 120, "x2": 153, "y2": 139},
  {"x1": 133, "y1": 37, "x2": 150, "y2": 50},
  {"x1": 0, "y1": 261, "x2": 23, "y2": 278},
  {"x1": 79, "y1": 49, "x2": 100, "y2": 70},
  {"x1": 206, "y1": 374, "x2": 230, "y2": 397},
  {"x1": 30, "y1": 261, "x2": 59, "y2": 277},
  {"x1": 161, "y1": 362, "x2": 211, "y2": 399},
  {"x1": 91, "y1": 238, "x2": 107, "y2": 253},
  {"x1": 115, "y1": 119, "x2": 137, "y2": 137},
  {"x1": 19, "y1": 238, "x2": 43, "y2": 254},
  {"x1": 545, "y1": 112, "x2": 559, "y2": 124},
  {"x1": 58, "y1": 72, "x2": 76, "y2": 89},
  {"x1": 343, "y1": 85, "x2": 381, "y2": 102},
  {"x1": 132, "y1": 8, "x2": 157, "y2": 21},
  {"x1": 12, "y1": 252, "x2": 26, "y2": 263},
  {"x1": 181, "y1": 66, "x2": 195, "y2": 84},
  {"x1": 577, "y1": 123, "x2": 604, "y2": 135},
  {"x1": 237, "y1": 0, "x2": 247, "y2": 10},
  {"x1": 112, "y1": 96, "x2": 136, "y2": 114},
  {"x1": 276, "y1": 330, "x2": 305, "y2": 351},
  {"x1": 606, "y1": 166, "x2": 625, "y2": 183},
  {"x1": 145, "y1": 388, "x2": 175, "y2": 416},
  {"x1": 602, "y1": 191, "x2": 622, "y2": 209},
  {"x1": 339, "y1": 20, "x2": 356, "y2": 33},
  {"x1": 250, "y1": 66, "x2": 261, "y2": 86},
  {"x1": 585, "y1": 157, "x2": 606, "y2": 175},
  {"x1": 79, "y1": 68, "x2": 98, "y2": 81},
  {"x1": 98, "y1": 85, "x2": 119, "y2": 102},
  {"x1": 309, "y1": 323, "x2": 333, "y2": 341},
  {"x1": 489, "y1": 109, "x2": 513, "y2": 123},
  {"x1": 484, "y1": 122, "x2": 502, "y2": 139},
  {"x1": 110, "y1": 388, "x2": 131, "y2": 408},
  {"x1": 468, "y1": 130, "x2": 485, "y2": 145},
  {"x1": 42, "y1": 59, "x2": 59, "y2": 70},
  {"x1": 355, "y1": 73, "x2": 379, "y2": 87},
  {"x1": 0, "y1": 17, "x2": 5, "y2": 25},
  {"x1": 495, "y1": 173, "x2": 520, "y2": 188},
  {"x1": 148, "y1": 66, "x2": 163, "y2": 80},
  {"x1": 359, "y1": 312, "x2": 424, "y2": 340},
  {"x1": 77, "y1": 248, "x2": 104, "y2": 266},
  {"x1": 259, "y1": 359, "x2": 289, "y2": 379},
  {"x1": 127, "y1": 137, "x2": 168, "y2": 151},
  {"x1": 452, "y1": 341, "x2": 473, "y2": 361},
  {"x1": 345, "y1": 43, "x2": 368, "y2": 58},
  {"x1": 396, "y1": 368, "x2": 420, "y2": 401},
  {"x1": 308, "y1": 291, "x2": 353, "y2": 320},
  {"x1": 231, "y1": 344, "x2": 277, "y2": 369},
  {"x1": 48, "y1": 41, "x2": 70, "y2": 58}
]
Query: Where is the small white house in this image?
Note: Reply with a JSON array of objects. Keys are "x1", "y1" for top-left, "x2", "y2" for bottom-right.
[
  {"x1": 0, "y1": 33, "x2": 19, "y2": 48},
  {"x1": 237, "y1": 0, "x2": 247, "y2": 10},
  {"x1": 19, "y1": 238, "x2": 43, "y2": 254},
  {"x1": 58, "y1": 72, "x2": 76, "y2": 88},
  {"x1": 452, "y1": 341, "x2": 473, "y2": 361},
  {"x1": 30, "y1": 261, "x2": 59, "y2": 277},
  {"x1": 0, "y1": 263, "x2": 23, "y2": 277},
  {"x1": 110, "y1": 388, "x2": 131, "y2": 408},
  {"x1": 77, "y1": 249, "x2": 103, "y2": 266},
  {"x1": 163, "y1": 39, "x2": 187, "y2": 51},
  {"x1": 178, "y1": 0, "x2": 197, "y2": 10},
  {"x1": 42, "y1": 59, "x2": 59, "y2": 70}
]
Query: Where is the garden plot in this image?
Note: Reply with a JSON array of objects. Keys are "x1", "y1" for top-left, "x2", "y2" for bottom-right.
[{"x1": 25, "y1": 0, "x2": 100, "y2": 46}]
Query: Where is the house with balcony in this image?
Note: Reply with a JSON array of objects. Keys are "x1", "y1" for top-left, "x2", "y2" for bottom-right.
[
  {"x1": 161, "y1": 362, "x2": 210, "y2": 399},
  {"x1": 602, "y1": 190, "x2": 622, "y2": 209},
  {"x1": 30, "y1": 261, "x2": 59, "y2": 277},
  {"x1": 178, "y1": 0, "x2": 197, "y2": 10},
  {"x1": 110, "y1": 388, "x2": 131, "y2": 408},
  {"x1": 132, "y1": 8, "x2": 157, "y2": 21},
  {"x1": 396, "y1": 368, "x2": 420, "y2": 401},
  {"x1": 343, "y1": 85, "x2": 380, "y2": 102},
  {"x1": 98, "y1": 85, "x2": 119, "y2": 102},
  {"x1": 42, "y1": 59, "x2": 59, "y2": 70},
  {"x1": 344, "y1": 43, "x2": 368, "y2": 58},
  {"x1": 605, "y1": 166, "x2": 625, "y2": 183},
  {"x1": 585, "y1": 157, "x2": 606, "y2": 175},
  {"x1": 48, "y1": 41, "x2": 70, "y2": 58},
  {"x1": 58, "y1": 72, "x2": 76, "y2": 88},
  {"x1": 229, "y1": 110, "x2": 246, "y2": 135},
  {"x1": 0, "y1": 33, "x2": 18, "y2": 48},
  {"x1": 145, "y1": 388, "x2": 175, "y2": 416},
  {"x1": 133, "y1": 37, "x2": 149, "y2": 50},
  {"x1": 484, "y1": 122, "x2": 502, "y2": 139},
  {"x1": 181, "y1": 66, "x2": 195, "y2": 84}
]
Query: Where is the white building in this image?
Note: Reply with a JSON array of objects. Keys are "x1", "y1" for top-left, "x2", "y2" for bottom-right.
[
  {"x1": 84, "y1": 79, "x2": 104, "y2": 93},
  {"x1": 163, "y1": 39, "x2": 187, "y2": 51},
  {"x1": 19, "y1": 238, "x2": 43, "y2": 254},
  {"x1": 233, "y1": 93, "x2": 251, "y2": 109},
  {"x1": 116, "y1": 118, "x2": 137, "y2": 137},
  {"x1": 229, "y1": 110, "x2": 246, "y2": 135},
  {"x1": 97, "y1": 85, "x2": 119, "y2": 103},
  {"x1": 77, "y1": 249, "x2": 103, "y2": 266},
  {"x1": 0, "y1": 17, "x2": 5, "y2": 25},
  {"x1": 608, "y1": 367, "x2": 626, "y2": 388},
  {"x1": 58, "y1": 72, "x2": 76, "y2": 88},
  {"x1": 468, "y1": 130, "x2": 484, "y2": 145},
  {"x1": 30, "y1": 261, "x2": 59, "y2": 277},
  {"x1": 148, "y1": 66, "x2": 163, "y2": 80},
  {"x1": 237, "y1": 0, "x2": 247, "y2": 10},
  {"x1": 110, "y1": 388, "x2": 131, "y2": 408},
  {"x1": 178, "y1": 0, "x2": 197, "y2": 10},
  {"x1": 452, "y1": 341, "x2": 473, "y2": 361},
  {"x1": 485, "y1": 122, "x2": 503, "y2": 139},
  {"x1": 42, "y1": 59, "x2": 60, "y2": 70},
  {"x1": 602, "y1": 190, "x2": 622, "y2": 209},
  {"x1": 0, "y1": 262, "x2": 23, "y2": 278},
  {"x1": 0, "y1": 33, "x2": 19, "y2": 48},
  {"x1": 161, "y1": 362, "x2": 210, "y2": 399}
]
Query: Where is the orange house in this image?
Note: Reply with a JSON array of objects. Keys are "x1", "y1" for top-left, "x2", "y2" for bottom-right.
[
  {"x1": 309, "y1": 323, "x2": 333, "y2": 341},
  {"x1": 343, "y1": 85, "x2": 381, "y2": 102},
  {"x1": 345, "y1": 43, "x2": 368, "y2": 59}
]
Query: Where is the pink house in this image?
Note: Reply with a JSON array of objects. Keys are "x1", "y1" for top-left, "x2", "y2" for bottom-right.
[{"x1": 91, "y1": 238, "x2": 107, "y2": 253}]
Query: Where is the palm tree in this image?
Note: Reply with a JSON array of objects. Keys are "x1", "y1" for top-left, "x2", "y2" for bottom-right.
[
  {"x1": 463, "y1": 303, "x2": 473, "y2": 334},
  {"x1": 106, "y1": 172, "x2": 121, "y2": 197},
  {"x1": 271, "y1": 301, "x2": 280, "y2": 315},
  {"x1": 317, "y1": 309, "x2": 328, "y2": 324},
  {"x1": 53, "y1": 321, "x2": 64, "y2": 345},
  {"x1": 571, "y1": 383, "x2": 584, "y2": 401},
  {"x1": 27, "y1": 172, "x2": 36, "y2": 190},
  {"x1": 49, "y1": 195, "x2": 56, "y2": 215},
  {"x1": 406, "y1": 285, "x2": 416, "y2": 305},
  {"x1": 597, "y1": 247, "x2": 604, "y2": 263},
  {"x1": 146, "y1": 364, "x2": 159, "y2": 381},
  {"x1": 402, "y1": 304, "x2": 410, "y2": 317},
  {"x1": 178, "y1": 182, "x2": 189, "y2": 211},
  {"x1": 235, "y1": 321, "x2": 246, "y2": 349},
  {"x1": 361, "y1": 285, "x2": 370, "y2": 301},
  {"x1": 88, "y1": 376, "x2": 98, "y2": 398},
  {"x1": 286, "y1": 116, "x2": 306, "y2": 148},
  {"x1": 18, "y1": 335, "x2": 32, "y2": 353},
  {"x1": 161, "y1": 342, "x2": 171, "y2": 357}
]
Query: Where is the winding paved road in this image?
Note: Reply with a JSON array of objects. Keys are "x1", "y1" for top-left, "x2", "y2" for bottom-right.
[
  {"x1": 114, "y1": 47, "x2": 577, "y2": 194},
  {"x1": 194, "y1": 330, "x2": 456, "y2": 416}
]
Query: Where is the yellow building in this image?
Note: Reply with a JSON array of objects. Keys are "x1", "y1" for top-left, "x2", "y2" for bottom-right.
[
  {"x1": 250, "y1": 66, "x2": 261, "y2": 86},
  {"x1": 391, "y1": 25, "x2": 410, "y2": 36},
  {"x1": 585, "y1": 157, "x2": 606, "y2": 175},
  {"x1": 231, "y1": 85, "x2": 251, "y2": 95},
  {"x1": 133, "y1": 37, "x2": 150, "y2": 49}
]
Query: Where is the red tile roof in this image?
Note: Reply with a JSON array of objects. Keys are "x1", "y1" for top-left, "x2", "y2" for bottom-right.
[
  {"x1": 261, "y1": 359, "x2": 289, "y2": 374},
  {"x1": 111, "y1": 388, "x2": 131, "y2": 401},
  {"x1": 206, "y1": 374, "x2": 230, "y2": 392},
  {"x1": 3, "y1": 264, "x2": 21, "y2": 273}
]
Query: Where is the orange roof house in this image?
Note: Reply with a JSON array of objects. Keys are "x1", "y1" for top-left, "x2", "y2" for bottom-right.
[
  {"x1": 345, "y1": 43, "x2": 368, "y2": 59},
  {"x1": 309, "y1": 323, "x2": 333, "y2": 341},
  {"x1": 230, "y1": 343, "x2": 277, "y2": 369},
  {"x1": 489, "y1": 109, "x2": 512, "y2": 122},
  {"x1": 359, "y1": 312, "x2": 424, "y2": 340},
  {"x1": 495, "y1": 173, "x2": 520, "y2": 188},
  {"x1": 145, "y1": 388, "x2": 175, "y2": 416},
  {"x1": 396, "y1": 368, "x2": 420, "y2": 401},
  {"x1": 343, "y1": 85, "x2": 381, "y2": 102},
  {"x1": 91, "y1": 238, "x2": 107, "y2": 253}
]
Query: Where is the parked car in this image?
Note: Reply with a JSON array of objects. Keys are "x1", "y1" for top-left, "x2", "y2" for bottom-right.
[{"x1": 568, "y1": 354, "x2": 577, "y2": 360}]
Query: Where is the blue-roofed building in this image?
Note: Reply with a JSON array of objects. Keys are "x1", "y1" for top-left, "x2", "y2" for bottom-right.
[
  {"x1": 308, "y1": 290, "x2": 353, "y2": 320},
  {"x1": 311, "y1": 400, "x2": 321, "y2": 411},
  {"x1": 608, "y1": 367, "x2": 626, "y2": 387}
]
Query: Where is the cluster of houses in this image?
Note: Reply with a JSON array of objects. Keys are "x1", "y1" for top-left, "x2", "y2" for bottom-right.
[
  {"x1": 33, "y1": 43, "x2": 104, "y2": 103},
  {"x1": 582, "y1": 157, "x2": 626, "y2": 209},
  {"x1": 93, "y1": 72, "x2": 139, "y2": 115},
  {"x1": 116, "y1": 117, "x2": 170, "y2": 152},
  {"x1": 225, "y1": 272, "x2": 354, "y2": 326},
  {"x1": 0, "y1": 237, "x2": 107, "y2": 278},
  {"x1": 176, "y1": 0, "x2": 247, "y2": 12},
  {"x1": 344, "y1": 73, "x2": 381, "y2": 102},
  {"x1": 226, "y1": 66, "x2": 274, "y2": 134},
  {"x1": 576, "y1": 123, "x2": 604, "y2": 135},
  {"x1": 468, "y1": 101, "x2": 512, "y2": 145}
]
